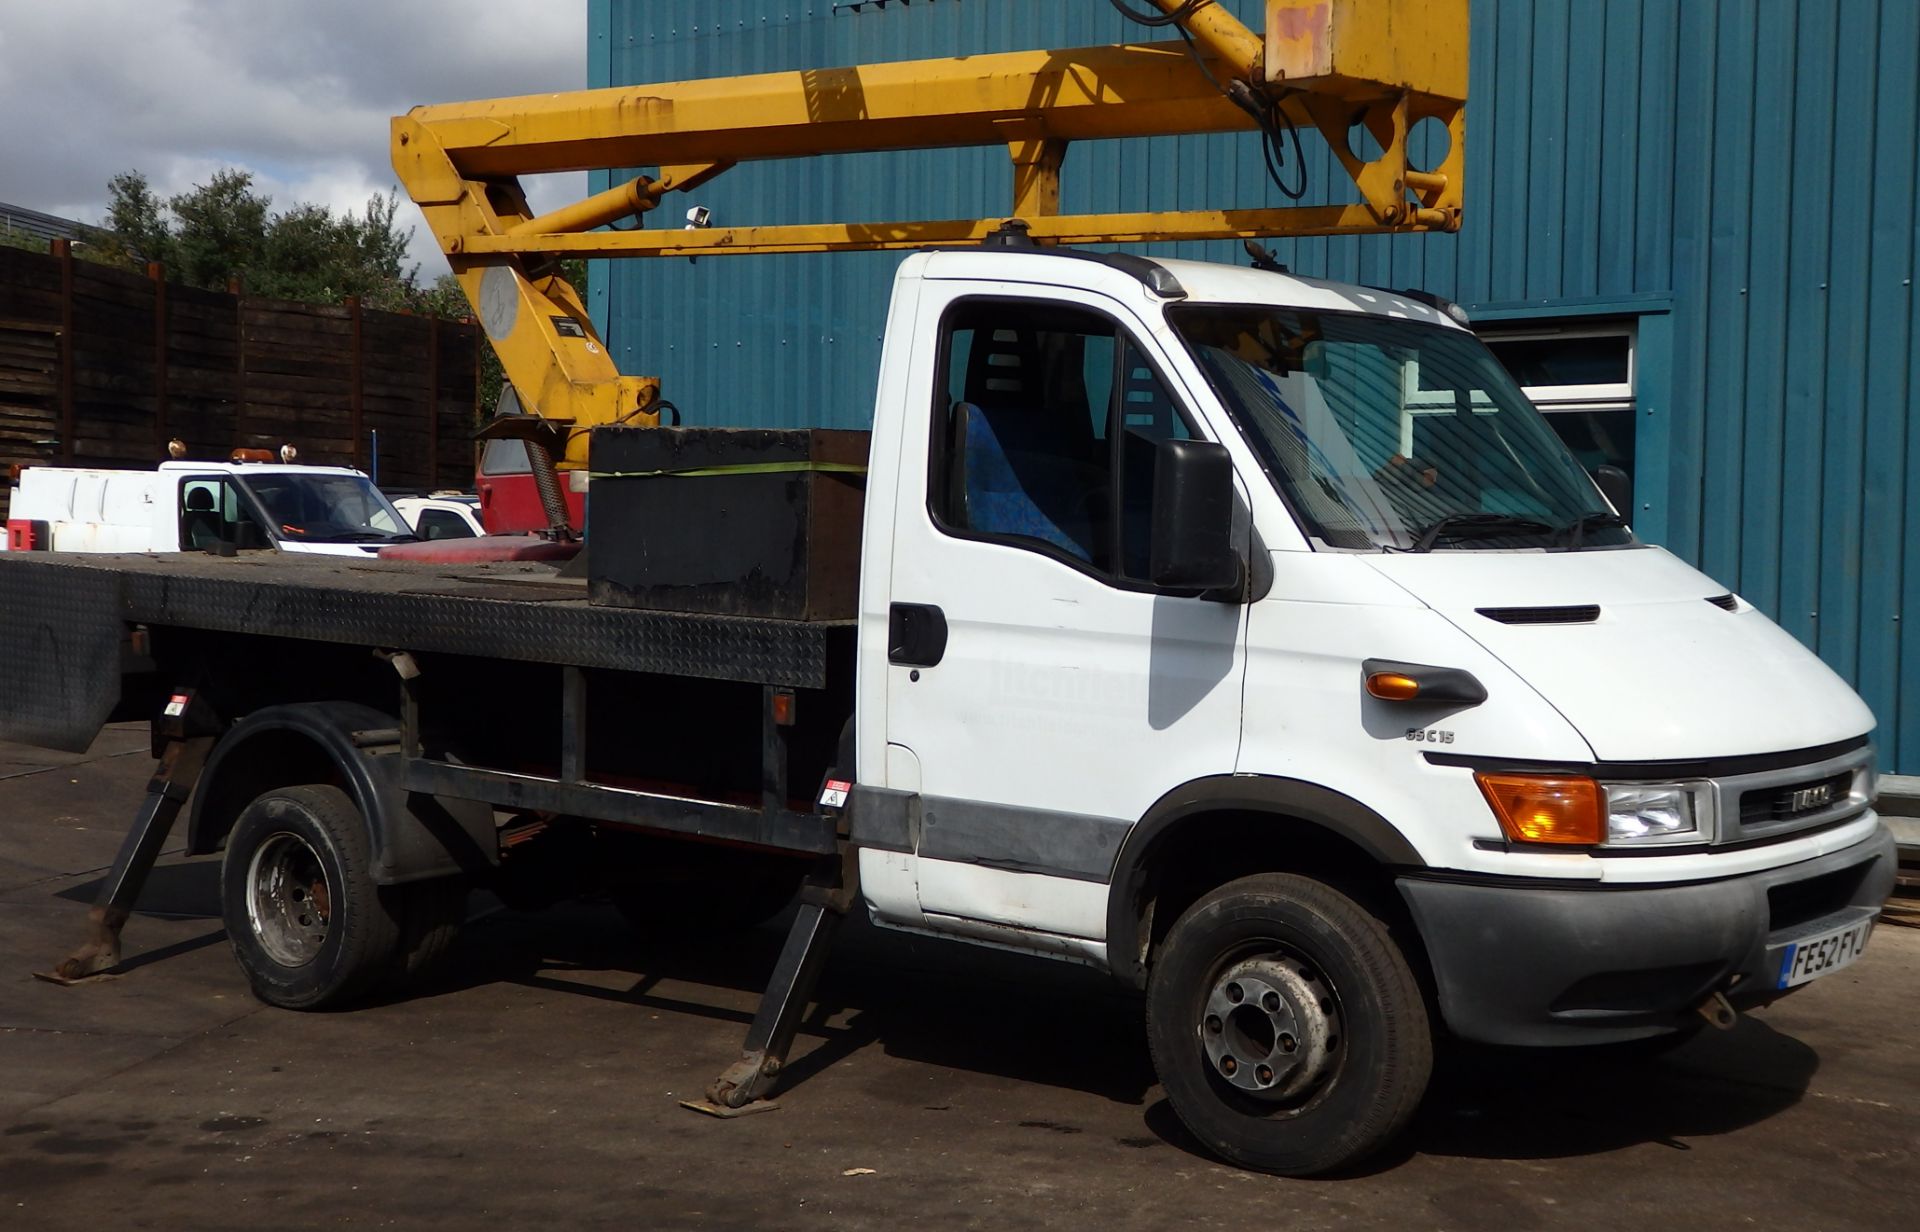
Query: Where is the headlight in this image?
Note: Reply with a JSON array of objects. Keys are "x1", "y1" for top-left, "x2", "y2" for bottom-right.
[{"x1": 1602, "y1": 782, "x2": 1710, "y2": 845}]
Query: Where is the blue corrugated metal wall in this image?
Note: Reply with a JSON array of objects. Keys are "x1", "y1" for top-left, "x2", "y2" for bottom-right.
[{"x1": 590, "y1": 0, "x2": 1919, "y2": 773}]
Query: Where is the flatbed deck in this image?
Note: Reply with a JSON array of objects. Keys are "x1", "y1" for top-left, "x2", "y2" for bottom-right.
[
  {"x1": 0, "y1": 550, "x2": 845, "y2": 682},
  {"x1": 0, "y1": 549, "x2": 851, "y2": 862}
]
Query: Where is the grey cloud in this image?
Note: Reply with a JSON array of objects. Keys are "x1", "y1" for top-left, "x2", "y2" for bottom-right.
[{"x1": 0, "y1": 0, "x2": 587, "y2": 276}]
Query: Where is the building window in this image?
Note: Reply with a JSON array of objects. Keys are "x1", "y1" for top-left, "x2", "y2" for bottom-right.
[{"x1": 1478, "y1": 322, "x2": 1636, "y2": 486}]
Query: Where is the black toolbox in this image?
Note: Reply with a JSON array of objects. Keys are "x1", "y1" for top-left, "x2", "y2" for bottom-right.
[{"x1": 587, "y1": 427, "x2": 869, "y2": 621}]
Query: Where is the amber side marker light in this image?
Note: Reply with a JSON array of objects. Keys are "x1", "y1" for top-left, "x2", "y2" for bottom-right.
[
  {"x1": 1365, "y1": 671, "x2": 1422, "y2": 701},
  {"x1": 1475, "y1": 773, "x2": 1602, "y2": 845}
]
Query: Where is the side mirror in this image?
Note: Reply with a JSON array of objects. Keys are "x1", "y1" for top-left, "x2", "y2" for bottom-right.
[
  {"x1": 1150, "y1": 439, "x2": 1241, "y2": 594},
  {"x1": 233, "y1": 520, "x2": 268, "y2": 550},
  {"x1": 1592, "y1": 464, "x2": 1633, "y2": 518}
]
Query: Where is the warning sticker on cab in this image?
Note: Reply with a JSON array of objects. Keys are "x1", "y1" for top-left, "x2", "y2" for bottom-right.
[
  {"x1": 163, "y1": 693, "x2": 189, "y2": 718},
  {"x1": 818, "y1": 779, "x2": 852, "y2": 809}
]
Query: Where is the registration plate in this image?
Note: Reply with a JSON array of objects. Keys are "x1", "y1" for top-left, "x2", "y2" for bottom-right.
[{"x1": 1776, "y1": 917, "x2": 1874, "y2": 989}]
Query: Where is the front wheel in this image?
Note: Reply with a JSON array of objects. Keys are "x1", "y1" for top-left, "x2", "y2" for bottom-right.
[{"x1": 1145, "y1": 873, "x2": 1432, "y2": 1176}]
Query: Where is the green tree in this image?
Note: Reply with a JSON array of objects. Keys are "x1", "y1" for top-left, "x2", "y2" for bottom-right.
[
  {"x1": 345, "y1": 192, "x2": 416, "y2": 309},
  {"x1": 251, "y1": 201, "x2": 343, "y2": 301},
  {"x1": 99, "y1": 171, "x2": 174, "y2": 267},
  {"x1": 167, "y1": 169, "x2": 269, "y2": 290},
  {"x1": 417, "y1": 270, "x2": 473, "y2": 320},
  {"x1": 84, "y1": 167, "x2": 441, "y2": 311},
  {"x1": 256, "y1": 192, "x2": 420, "y2": 307}
]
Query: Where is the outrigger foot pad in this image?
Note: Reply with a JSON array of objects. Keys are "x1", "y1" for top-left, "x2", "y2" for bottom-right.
[
  {"x1": 32, "y1": 966, "x2": 121, "y2": 987},
  {"x1": 680, "y1": 1098, "x2": 780, "y2": 1119},
  {"x1": 34, "y1": 905, "x2": 130, "y2": 985}
]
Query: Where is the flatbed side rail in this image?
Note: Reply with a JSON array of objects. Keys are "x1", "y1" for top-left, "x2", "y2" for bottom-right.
[{"x1": 397, "y1": 761, "x2": 838, "y2": 856}]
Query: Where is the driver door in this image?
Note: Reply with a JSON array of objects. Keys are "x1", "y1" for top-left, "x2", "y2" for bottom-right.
[{"x1": 884, "y1": 286, "x2": 1250, "y2": 942}]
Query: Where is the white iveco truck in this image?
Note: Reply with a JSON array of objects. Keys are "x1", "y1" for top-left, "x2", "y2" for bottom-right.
[{"x1": 0, "y1": 247, "x2": 1893, "y2": 1177}]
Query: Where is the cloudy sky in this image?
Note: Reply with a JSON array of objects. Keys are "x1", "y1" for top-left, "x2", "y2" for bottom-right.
[{"x1": 0, "y1": 0, "x2": 586, "y2": 279}]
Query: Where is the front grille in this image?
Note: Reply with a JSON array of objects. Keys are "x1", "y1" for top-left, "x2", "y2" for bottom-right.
[
  {"x1": 1739, "y1": 771, "x2": 1853, "y2": 827},
  {"x1": 1476, "y1": 604, "x2": 1601, "y2": 625}
]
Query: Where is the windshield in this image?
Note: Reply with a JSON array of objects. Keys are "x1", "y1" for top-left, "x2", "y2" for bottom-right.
[
  {"x1": 238, "y1": 473, "x2": 416, "y2": 544},
  {"x1": 1171, "y1": 306, "x2": 1631, "y2": 551}
]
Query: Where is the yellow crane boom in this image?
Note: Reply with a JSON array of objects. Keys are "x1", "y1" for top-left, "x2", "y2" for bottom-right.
[{"x1": 391, "y1": 0, "x2": 1466, "y2": 485}]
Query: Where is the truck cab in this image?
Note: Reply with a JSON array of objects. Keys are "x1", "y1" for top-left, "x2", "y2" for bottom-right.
[
  {"x1": 7, "y1": 460, "x2": 418, "y2": 556},
  {"x1": 851, "y1": 248, "x2": 1891, "y2": 1105}
]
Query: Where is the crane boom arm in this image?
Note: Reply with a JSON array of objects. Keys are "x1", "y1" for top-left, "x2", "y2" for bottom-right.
[{"x1": 391, "y1": 1, "x2": 1467, "y2": 471}]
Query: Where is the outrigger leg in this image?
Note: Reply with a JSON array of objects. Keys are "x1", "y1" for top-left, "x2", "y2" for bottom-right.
[
  {"x1": 687, "y1": 847, "x2": 858, "y2": 1117},
  {"x1": 35, "y1": 734, "x2": 213, "y2": 985}
]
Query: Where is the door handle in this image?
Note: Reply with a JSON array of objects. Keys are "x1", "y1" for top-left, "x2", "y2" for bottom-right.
[{"x1": 888, "y1": 602, "x2": 948, "y2": 667}]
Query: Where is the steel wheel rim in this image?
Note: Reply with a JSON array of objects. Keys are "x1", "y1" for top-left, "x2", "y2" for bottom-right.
[
  {"x1": 245, "y1": 831, "x2": 333, "y2": 967},
  {"x1": 1197, "y1": 943, "x2": 1345, "y2": 1115}
]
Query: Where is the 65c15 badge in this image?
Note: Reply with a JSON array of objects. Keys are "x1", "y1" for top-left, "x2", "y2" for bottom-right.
[{"x1": 1405, "y1": 728, "x2": 1454, "y2": 744}]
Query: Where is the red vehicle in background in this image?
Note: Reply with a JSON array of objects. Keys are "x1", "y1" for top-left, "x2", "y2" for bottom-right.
[
  {"x1": 475, "y1": 435, "x2": 584, "y2": 534},
  {"x1": 474, "y1": 389, "x2": 586, "y2": 534}
]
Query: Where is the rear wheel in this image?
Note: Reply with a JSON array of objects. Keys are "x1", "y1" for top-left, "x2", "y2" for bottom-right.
[
  {"x1": 223, "y1": 785, "x2": 396, "y2": 1009},
  {"x1": 1146, "y1": 873, "x2": 1432, "y2": 1176},
  {"x1": 221, "y1": 785, "x2": 465, "y2": 1008}
]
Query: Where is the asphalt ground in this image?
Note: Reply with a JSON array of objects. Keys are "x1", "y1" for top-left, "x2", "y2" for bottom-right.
[{"x1": 1, "y1": 726, "x2": 1916, "y2": 1230}]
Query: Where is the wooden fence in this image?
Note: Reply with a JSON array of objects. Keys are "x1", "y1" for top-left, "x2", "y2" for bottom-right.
[{"x1": 0, "y1": 242, "x2": 480, "y2": 518}]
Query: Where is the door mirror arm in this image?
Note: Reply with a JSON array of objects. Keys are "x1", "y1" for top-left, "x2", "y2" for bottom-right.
[
  {"x1": 1192, "y1": 554, "x2": 1249, "y2": 604},
  {"x1": 1591, "y1": 463, "x2": 1633, "y2": 519}
]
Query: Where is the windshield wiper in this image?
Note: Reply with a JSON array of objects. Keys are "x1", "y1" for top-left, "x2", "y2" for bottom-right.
[
  {"x1": 1411, "y1": 513, "x2": 1554, "y2": 553},
  {"x1": 1558, "y1": 511, "x2": 1628, "y2": 548},
  {"x1": 321, "y1": 530, "x2": 417, "y2": 543}
]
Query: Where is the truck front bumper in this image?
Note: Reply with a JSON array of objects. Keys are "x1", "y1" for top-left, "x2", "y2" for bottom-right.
[{"x1": 1397, "y1": 822, "x2": 1899, "y2": 1047}]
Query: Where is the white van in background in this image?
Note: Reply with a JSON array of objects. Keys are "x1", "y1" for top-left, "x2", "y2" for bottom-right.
[
  {"x1": 5, "y1": 459, "x2": 419, "y2": 557},
  {"x1": 391, "y1": 493, "x2": 485, "y2": 540}
]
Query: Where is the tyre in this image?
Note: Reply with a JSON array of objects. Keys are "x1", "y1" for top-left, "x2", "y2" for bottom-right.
[
  {"x1": 1145, "y1": 873, "x2": 1433, "y2": 1176},
  {"x1": 221, "y1": 785, "x2": 400, "y2": 1009}
]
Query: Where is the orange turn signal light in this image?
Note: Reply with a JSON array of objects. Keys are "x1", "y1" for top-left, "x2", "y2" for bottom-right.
[
  {"x1": 1365, "y1": 672, "x2": 1422, "y2": 701},
  {"x1": 1475, "y1": 773, "x2": 1602, "y2": 845}
]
